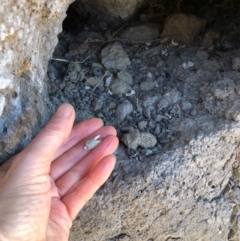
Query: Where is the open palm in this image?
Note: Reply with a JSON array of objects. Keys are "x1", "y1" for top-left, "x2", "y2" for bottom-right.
[{"x1": 0, "y1": 104, "x2": 118, "y2": 241}]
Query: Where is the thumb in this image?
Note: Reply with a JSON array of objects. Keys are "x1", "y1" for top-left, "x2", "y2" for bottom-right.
[{"x1": 16, "y1": 103, "x2": 75, "y2": 173}]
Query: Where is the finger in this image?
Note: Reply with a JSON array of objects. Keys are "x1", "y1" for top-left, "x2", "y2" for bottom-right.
[
  {"x1": 62, "y1": 155, "x2": 116, "y2": 220},
  {"x1": 17, "y1": 104, "x2": 75, "y2": 173},
  {"x1": 53, "y1": 118, "x2": 104, "y2": 160},
  {"x1": 0, "y1": 157, "x2": 15, "y2": 180},
  {"x1": 56, "y1": 135, "x2": 118, "y2": 197},
  {"x1": 51, "y1": 126, "x2": 117, "y2": 181}
]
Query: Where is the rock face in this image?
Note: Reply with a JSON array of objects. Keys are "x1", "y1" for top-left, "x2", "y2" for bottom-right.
[
  {"x1": 0, "y1": 0, "x2": 74, "y2": 162},
  {"x1": 72, "y1": 0, "x2": 145, "y2": 19},
  {"x1": 71, "y1": 121, "x2": 240, "y2": 241}
]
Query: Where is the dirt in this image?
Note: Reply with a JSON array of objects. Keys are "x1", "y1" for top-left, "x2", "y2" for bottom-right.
[{"x1": 47, "y1": 7, "x2": 240, "y2": 158}]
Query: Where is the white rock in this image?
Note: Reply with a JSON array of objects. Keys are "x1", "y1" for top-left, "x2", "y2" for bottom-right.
[
  {"x1": 147, "y1": 72, "x2": 153, "y2": 78},
  {"x1": 125, "y1": 89, "x2": 136, "y2": 96},
  {"x1": 0, "y1": 94, "x2": 6, "y2": 116},
  {"x1": 182, "y1": 61, "x2": 194, "y2": 69},
  {"x1": 0, "y1": 75, "x2": 13, "y2": 89},
  {"x1": 105, "y1": 75, "x2": 113, "y2": 87}
]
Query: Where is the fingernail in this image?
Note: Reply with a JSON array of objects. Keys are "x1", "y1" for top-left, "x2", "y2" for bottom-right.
[{"x1": 56, "y1": 103, "x2": 73, "y2": 118}]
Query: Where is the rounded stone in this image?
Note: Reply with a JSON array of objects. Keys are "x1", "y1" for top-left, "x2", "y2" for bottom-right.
[
  {"x1": 110, "y1": 79, "x2": 131, "y2": 95},
  {"x1": 140, "y1": 81, "x2": 156, "y2": 91},
  {"x1": 116, "y1": 100, "x2": 133, "y2": 121},
  {"x1": 122, "y1": 130, "x2": 157, "y2": 150},
  {"x1": 232, "y1": 57, "x2": 240, "y2": 71},
  {"x1": 101, "y1": 42, "x2": 131, "y2": 71}
]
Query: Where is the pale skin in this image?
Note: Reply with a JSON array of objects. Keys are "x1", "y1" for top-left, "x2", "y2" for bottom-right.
[{"x1": 0, "y1": 103, "x2": 119, "y2": 241}]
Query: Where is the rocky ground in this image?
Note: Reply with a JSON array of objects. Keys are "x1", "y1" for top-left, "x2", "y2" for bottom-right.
[
  {"x1": 45, "y1": 4, "x2": 240, "y2": 241},
  {"x1": 47, "y1": 10, "x2": 240, "y2": 163}
]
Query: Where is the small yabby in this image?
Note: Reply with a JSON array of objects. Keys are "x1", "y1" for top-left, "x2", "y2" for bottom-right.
[{"x1": 84, "y1": 135, "x2": 102, "y2": 151}]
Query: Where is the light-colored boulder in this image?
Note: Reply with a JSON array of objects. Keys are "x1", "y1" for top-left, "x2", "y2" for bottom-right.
[
  {"x1": 0, "y1": 0, "x2": 74, "y2": 162},
  {"x1": 160, "y1": 13, "x2": 207, "y2": 44}
]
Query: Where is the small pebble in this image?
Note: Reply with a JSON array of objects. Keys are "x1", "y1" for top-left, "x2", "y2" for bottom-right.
[
  {"x1": 232, "y1": 57, "x2": 240, "y2": 71},
  {"x1": 116, "y1": 100, "x2": 133, "y2": 122},
  {"x1": 147, "y1": 72, "x2": 153, "y2": 78},
  {"x1": 109, "y1": 101, "x2": 117, "y2": 109},
  {"x1": 93, "y1": 99, "x2": 103, "y2": 111},
  {"x1": 117, "y1": 71, "x2": 133, "y2": 85},
  {"x1": 138, "y1": 121, "x2": 148, "y2": 130},
  {"x1": 140, "y1": 81, "x2": 156, "y2": 91},
  {"x1": 110, "y1": 79, "x2": 131, "y2": 95}
]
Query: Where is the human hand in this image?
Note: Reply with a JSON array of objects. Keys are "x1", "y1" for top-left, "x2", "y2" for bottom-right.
[{"x1": 0, "y1": 104, "x2": 118, "y2": 241}]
